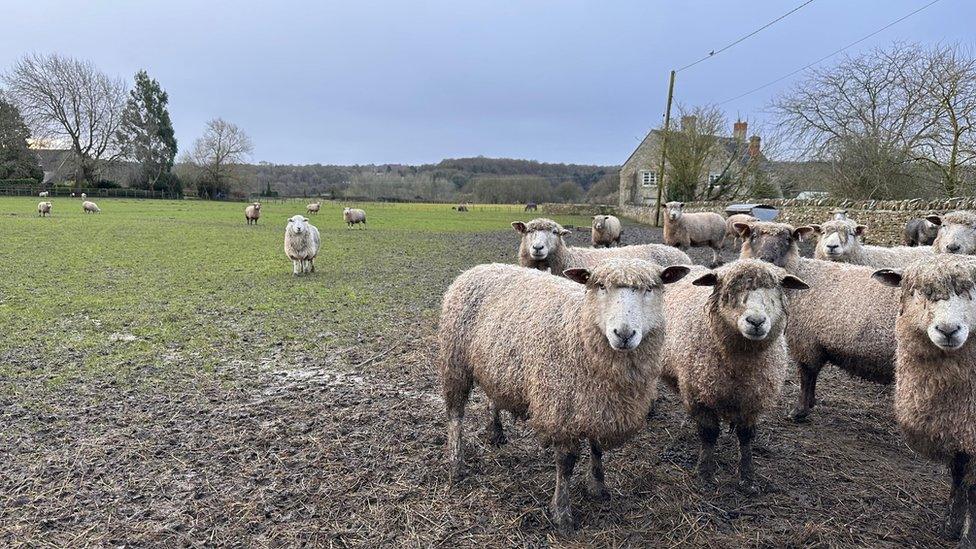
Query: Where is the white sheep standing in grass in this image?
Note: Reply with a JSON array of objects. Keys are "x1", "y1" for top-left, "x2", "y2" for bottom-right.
[
  {"x1": 343, "y1": 207, "x2": 367, "y2": 229},
  {"x1": 82, "y1": 201, "x2": 100, "y2": 213},
  {"x1": 37, "y1": 201, "x2": 52, "y2": 217},
  {"x1": 245, "y1": 202, "x2": 261, "y2": 225},
  {"x1": 38, "y1": 191, "x2": 48, "y2": 197},
  {"x1": 809, "y1": 219, "x2": 933, "y2": 268},
  {"x1": 81, "y1": 192, "x2": 86, "y2": 200},
  {"x1": 284, "y1": 215, "x2": 320, "y2": 275},
  {"x1": 306, "y1": 201, "x2": 321, "y2": 214},
  {"x1": 438, "y1": 259, "x2": 689, "y2": 534},
  {"x1": 873, "y1": 256, "x2": 976, "y2": 543}
]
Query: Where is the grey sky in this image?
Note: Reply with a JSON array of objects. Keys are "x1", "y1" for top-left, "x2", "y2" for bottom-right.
[{"x1": 2, "y1": 0, "x2": 973, "y2": 165}]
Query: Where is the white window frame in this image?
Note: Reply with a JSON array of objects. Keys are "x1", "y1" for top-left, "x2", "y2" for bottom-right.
[{"x1": 640, "y1": 170, "x2": 657, "y2": 187}]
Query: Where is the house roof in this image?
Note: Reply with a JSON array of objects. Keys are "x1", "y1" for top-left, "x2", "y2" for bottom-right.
[{"x1": 621, "y1": 129, "x2": 766, "y2": 169}]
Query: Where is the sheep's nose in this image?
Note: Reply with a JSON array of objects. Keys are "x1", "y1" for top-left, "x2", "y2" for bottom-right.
[
  {"x1": 745, "y1": 315, "x2": 766, "y2": 327},
  {"x1": 612, "y1": 327, "x2": 636, "y2": 342},
  {"x1": 947, "y1": 243, "x2": 962, "y2": 253},
  {"x1": 936, "y1": 323, "x2": 962, "y2": 337},
  {"x1": 532, "y1": 244, "x2": 544, "y2": 251},
  {"x1": 826, "y1": 244, "x2": 839, "y2": 251}
]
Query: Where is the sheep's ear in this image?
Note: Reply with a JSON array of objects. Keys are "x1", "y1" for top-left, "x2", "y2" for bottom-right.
[
  {"x1": 564, "y1": 268, "x2": 591, "y2": 285},
  {"x1": 558, "y1": 228, "x2": 571, "y2": 236},
  {"x1": 926, "y1": 215, "x2": 942, "y2": 226},
  {"x1": 781, "y1": 275, "x2": 810, "y2": 290},
  {"x1": 808, "y1": 224, "x2": 822, "y2": 235},
  {"x1": 733, "y1": 222, "x2": 753, "y2": 237},
  {"x1": 691, "y1": 272, "x2": 718, "y2": 287},
  {"x1": 512, "y1": 221, "x2": 527, "y2": 234},
  {"x1": 661, "y1": 265, "x2": 691, "y2": 285},
  {"x1": 794, "y1": 226, "x2": 817, "y2": 241},
  {"x1": 855, "y1": 225, "x2": 868, "y2": 237},
  {"x1": 592, "y1": 215, "x2": 597, "y2": 219},
  {"x1": 872, "y1": 269, "x2": 904, "y2": 287}
]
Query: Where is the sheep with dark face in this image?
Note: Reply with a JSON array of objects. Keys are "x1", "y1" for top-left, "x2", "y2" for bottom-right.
[
  {"x1": 873, "y1": 256, "x2": 976, "y2": 543},
  {"x1": 438, "y1": 260, "x2": 689, "y2": 534},
  {"x1": 591, "y1": 215, "x2": 622, "y2": 248},
  {"x1": 37, "y1": 201, "x2": 52, "y2": 217},
  {"x1": 930, "y1": 211, "x2": 976, "y2": 255},
  {"x1": 736, "y1": 221, "x2": 900, "y2": 421},
  {"x1": 660, "y1": 259, "x2": 808, "y2": 491},
  {"x1": 904, "y1": 217, "x2": 940, "y2": 246},
  {"x1": 514, "y1": 218, "x2": 690, "y2": 275},
  {"x1": 810, "y1": 219, "x2": 933, "y2": 268},
  {"x1": 664, "y1": 202, "x2": 726, "y2": 267}
]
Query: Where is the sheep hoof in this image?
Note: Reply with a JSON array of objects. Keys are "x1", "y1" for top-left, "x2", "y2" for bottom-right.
[
  {"x1": 586, "y1": 480, "x2": 611, "y2": 502},
  {"x1": 550, "y1": 506, "x2": 577, "y2": 535},
  {"x1": 788, "y1": 407, "x2": 811, "y2": 422}
]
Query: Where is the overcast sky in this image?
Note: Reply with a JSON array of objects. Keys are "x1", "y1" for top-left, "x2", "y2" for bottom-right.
[{"x1": 1, "y1": 0, "x2": 973, "y2": 166}]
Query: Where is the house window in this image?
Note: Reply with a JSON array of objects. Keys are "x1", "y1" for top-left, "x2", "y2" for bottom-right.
[{"x1": 640, "y1": 171, "x2": 657, "y2": 186}]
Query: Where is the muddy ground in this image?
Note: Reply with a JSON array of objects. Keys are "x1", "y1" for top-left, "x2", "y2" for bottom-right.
[{"x1": 1, "y1": 225, "x2": 952, "y2": 548}]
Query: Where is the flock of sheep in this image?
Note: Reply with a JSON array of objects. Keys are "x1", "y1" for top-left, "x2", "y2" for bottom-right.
[
  {"x1": 438, "y1": 201, "x2": 976, "y2": 544},
  {"x1": 36, "y1": 191, "x2": 100, "y2": 216}
]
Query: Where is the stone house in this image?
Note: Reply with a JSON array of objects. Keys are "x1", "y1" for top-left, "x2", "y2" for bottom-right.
[{"x1": 619, "y1": 118, "x2": 763, "y2": 207}]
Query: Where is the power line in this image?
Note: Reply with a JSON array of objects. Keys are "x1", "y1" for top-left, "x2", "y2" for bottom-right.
[
  {"x1": 717, "y1": 0, "x2": 943, "y2": 105},
  {"x1": 676, "y1": 0, "x2": 816, "y2": 73}
]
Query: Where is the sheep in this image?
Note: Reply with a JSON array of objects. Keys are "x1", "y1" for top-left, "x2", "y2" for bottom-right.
[
  {"x1": 725, "y1": 214, "x2": 758, "y2": 248},
  {"x1": 929, "y1": 211, "x2": 976, "y2": 255},
  {"x1": 524, "y1": 202, "x2": 538, "y2": 212},
  {"x1": 514, "y1": 218, "x2": 691, "y2": 275},
  {"x1": 343, "y1": 207, "x2": 367, "y2": 229},
  {"x1": 454, "y1": 204, "x2": 469, "y2": 212},
  {"x1": 306, "y1": 201, "x2": 321, "y2": 215},
  {"x1": 872, "y1": 255, "x2": 976, "y2": 543},
  {"x1": 660, "y1": 259, "x2": 809, "y2": 491},
  {"x1": 808, "y1": 219, "x2": 934, "y2": 268},
  {"x1": 70, "y1": 192, "x2": 76, "y2": 197},
  {"x1": 244, "y1": 202, "x2": 261, "y2": 225},
  {"x1": 735, "y1": 221, "x2": 901, "y2": 421},
  {"x1": 284, "y1": 215, "x2": 321, "y2": 276},
  {"x1": 664, "y1": 201, "x2": 727, "y2": 267},
  {"x1": 38, "y1": 191, "x2": 48, "y2": 197},
  {"x1": 439, "y1": 259, "x2": 690, "y2": 533},
  {"x1": 37, "y1": 201, "x2": 52, "y2": 217},
  {"x1": 80, "y1": 192, "x2": 86, "y2": 199},
  {"x1": 82, "y1": 201, "x2": 100, "y2": 214},
  {"x1": 831, "y1": 208, "x2": 848, "y2": 220},
  {"x1": 591, "y1": 214, "x2": 622, "y2": 248},
  {"x1": 903, "y1": 217, "x2": 939, "y2": 246}
]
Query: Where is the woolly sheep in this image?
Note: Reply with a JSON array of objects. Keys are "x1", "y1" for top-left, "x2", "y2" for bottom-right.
[
  {"x1": 903, "y1": 217, "x2": 939, "y2": 247},
  {"x1": 514, "y1": 218, "x2": 691, "y2": 275},
  {"x1": 929, "y1": 211, "x2": 976, "y2": 255},
  {"x1": 591, "y1": 214, "x2": 622, "y2": 248},
  {"x1": 454, "y1": 204, "x2": 469, "y2": 212},
  {"x1": 660, "y1": 259, "x2": 808, "y2": 491},
  {"x1": 38, "y1": 191, "x2": 48, "y2": 197},
  {"x1": 524, "y1": 202, "x2": 538, "y2": 212},
  {"x1": 82, "y1": 201, "x2": 100, "y2": 214},
  {"x1": 725, "y1": 214, "x2": 758, "y2": 248},
  {"x1": 244, "y1": 202, "x2": 261, "y2": 225},
  {"x1": 736, "y1": 221, "x2": 900, "y2": 421},
  {"x1": 873, "y1": 256, "x2": 976, "y2": 542},
  {"x1": 81, "y1": 192, "x2": 86, "y2": 199},
  {"x1": 439, "y1": 259, "x2": 689, "y2": 533},
  {"x1": 831, "y1": 208, "x2": 848, "y2": 220},
  {"x1": 664, "y1": 202, "x2": 726, "y2": 267},
  {"x1": 284, "y1": 215, "x2": 321, "y2": 276},
  {"x1": 343, "y1": 207, "x2": 367, "y2": 229},
  {"x1": 37, "y1": 201, "x2": 52, "y2": 217},
  {"x1": 306, "y1": 201, "x2": 321, "y2": 214},
  {"x1": 808, "y1": 219, "x2": 933, "y2": 268}
]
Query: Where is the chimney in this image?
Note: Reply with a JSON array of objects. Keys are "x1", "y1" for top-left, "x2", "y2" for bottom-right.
[
  {"x1": 748, "y1": 135, "x2": 761, "y2": 158},
  {"x1": 680, "y1": 115, "x2": 697, "y2": 132},
  {"x1": 733, "y1": 120, "x2": 747, "y2": 141}
]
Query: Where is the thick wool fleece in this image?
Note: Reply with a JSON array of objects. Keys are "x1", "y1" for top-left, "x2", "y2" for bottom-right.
[
  {"x1": 664, "y1": 210, "x2": 726, "y2": 248},
  {"x1": 660, "y1": 260, "x2": 790, "y2": 425},
  {"x1": 518, "y1": 218, "x2": 690, "y2": 273},
  {"x1": 438, "y1": 261, "x2": 666, "y2": 449},
  {"x1": 814, "y1": 219, "x2": 933, "y2": 267},
  {"x1": 284, "y1": 224, "x2": 321, "y2": 261},
  {"x1": 591, "y1": 215, "x2": 622, "y2": 247}
]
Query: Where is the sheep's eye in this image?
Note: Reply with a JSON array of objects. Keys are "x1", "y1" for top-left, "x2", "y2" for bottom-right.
[
  {"x1": 598, "y1": 284, "x2": 607, "y2": 291},
  {"x1": 552, "y1": 230, "x2": 559, "y2": 235}
]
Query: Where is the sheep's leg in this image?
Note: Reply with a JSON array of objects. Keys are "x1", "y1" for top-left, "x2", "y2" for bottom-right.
[
  {"x1": 550, "y1": 443, "x2": 580, "y2": 535},
  {"x1": 486, "y1": 403, "x2": 507, "y2": 446},
  {"x1": 789, "y1": 362, "x2": 822, "y2": 422},
  {"x1": 735, "y1": 422, "x2": 758, "y2": 494},
  {"x1": 443, "y1": 368, "x2": 473, "y2": 482},
  {"x1": 693, "y1": 407, "x2": 720, "y2": 485},
  {"x1": 947, "y1": 452, "x2": 970, "y2": 539},
  {"x1": 309, "y1": 259, "x2": 315, "y2": 273},
  {"x1": 709, "y1": 244, "x2": 723, "y2": 268},
  {"x1": 586, "y1": 439, "x2": 610, "y2": 501},
  {"x1": 292, "y1": 260, "x2": 300, "y2": 276}
]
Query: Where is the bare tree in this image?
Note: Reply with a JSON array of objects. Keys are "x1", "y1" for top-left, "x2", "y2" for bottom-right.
[
  {"x1": 2, "y1": 53, "x2": 127, "y2": 186},
  {"x1": 663, "y1": 105, "x2": 726, "y2": 201},
  {"x1": 188, "y1": 118, "x2": 253, "y2": 199}
]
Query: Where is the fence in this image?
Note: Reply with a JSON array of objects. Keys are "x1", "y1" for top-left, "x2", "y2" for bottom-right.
[{"x1": 0, "y1": 186, "x2": 180, "y2": 199}]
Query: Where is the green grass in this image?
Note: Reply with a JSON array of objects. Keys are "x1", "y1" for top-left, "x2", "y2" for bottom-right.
[{"x1": 0, "y1": 197, "x2": 591, "y2": 395}]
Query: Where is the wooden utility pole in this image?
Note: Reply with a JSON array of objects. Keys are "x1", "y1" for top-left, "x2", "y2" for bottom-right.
[{"x1": 653, "y1": 70, "x2": 676, "y2": 227}]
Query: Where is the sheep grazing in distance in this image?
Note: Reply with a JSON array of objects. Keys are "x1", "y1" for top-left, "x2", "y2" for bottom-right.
[
  {"x1": 284, "y1": 215, "x2": 321, "y2": 276},
  {"x1": 343, "y1": 207, "x2": 367, "y2": 229},
  {"x1": 736, "y1": 221, "x2": 900, "y2": 421},
  {"x1": 37, "y1": 201, "x2": 52, "y2": 217},
  {"x1": 873, "y1": 256, "x2": 976, "y2": 543},
  {"x1": 306, "y1": 201, "x2": 321, "y2": 215},
  {"x1": 664, "y1": 202, "x2": 726, "y2": 267},
  {"x1": 80, "y1": 192, "x2": 87, "y2": 199},
  {"x1": 808, "y1": 219, "x2": 933, "y2": 268},
  {"x1": 439, "y1": 259, "x2": 690, "y2": 533},
  {"x1": 244, "y1": 202, "x2": 261, "y2": 225},
  {"x1": 929, "y1": 211, "x2": 976, "y2": 255},
  {"x1": 453, "y1": 204, "x2": 469, "y2": 212},
  {"x1": 514, "y1": 218, "x2": 690, "y2": 276},
  {"x1": 38, "y1": 191, "x2": 48, "y2": 197},
  {"x1": 831, "y1": 208, "x2": 848, "y2": 220},
  {"x1": 591, "y1": 214, "x2": 622, "y2": 248},
  {"x1": 903, "y1": 217, "x2": 939, "y2": 247},
  {"x1": 524, "y1": 202, "x2": 538, "y2": 212},
  {"x1": 82, "y1": 201, "x2": 100, "y2": 214},
  {"x1": 660, "y1": 259, "x2": 808, "y2": 491},
  {"x1": 725, "y1": 214, "x2": 758, "y2": 248}
]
